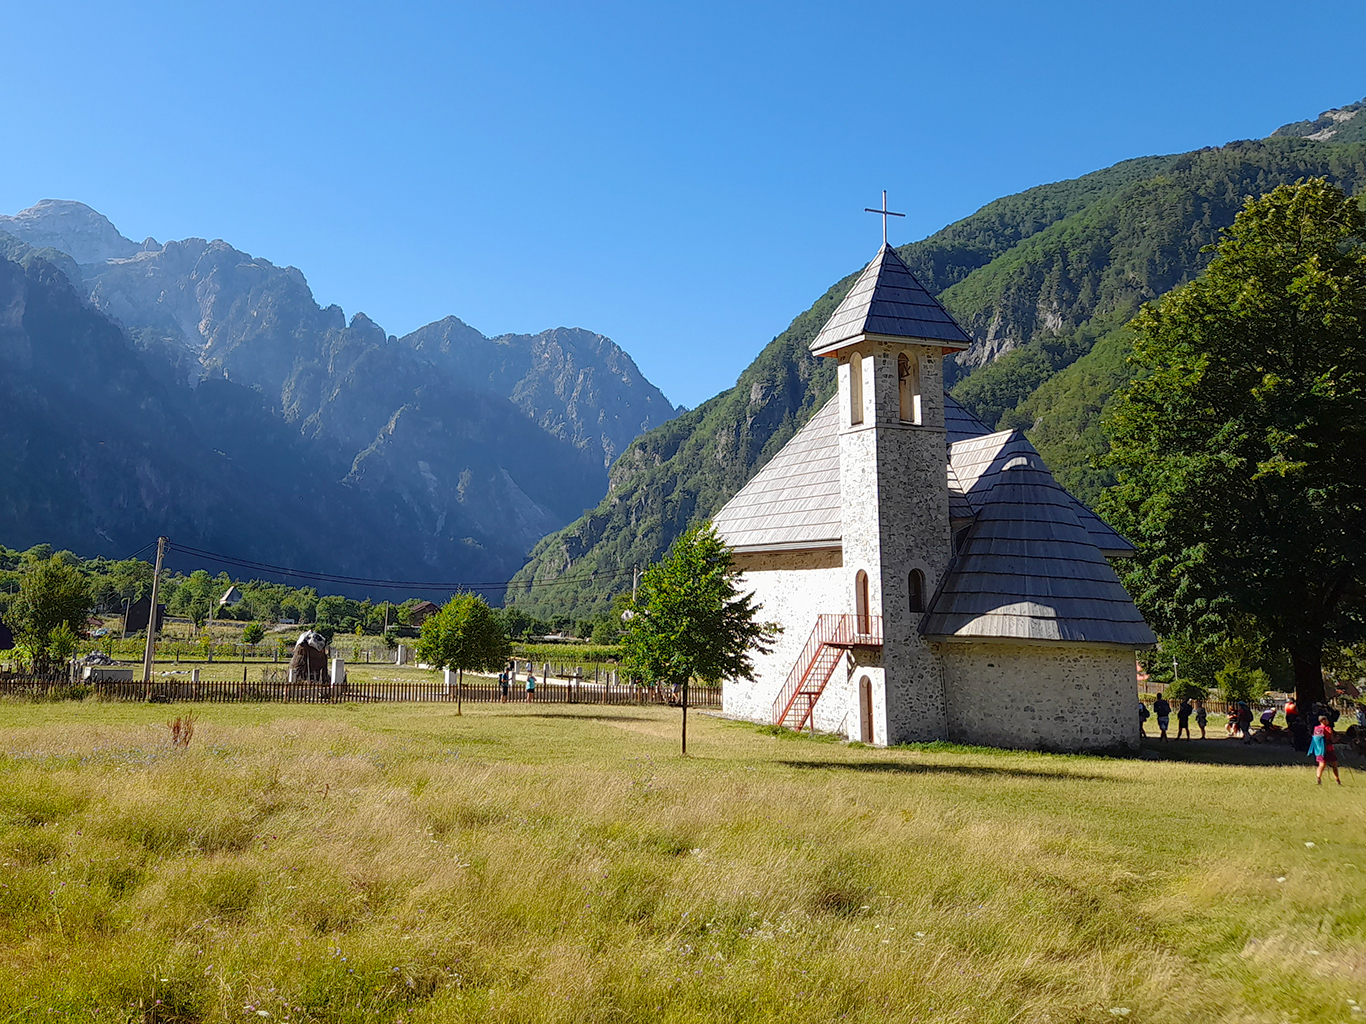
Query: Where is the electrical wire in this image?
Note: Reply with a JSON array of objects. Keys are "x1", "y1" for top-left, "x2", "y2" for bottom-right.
[
  {"x1": 120, "y1": 541, "x2": 157, "y2": 562},
  {"x1": 164, "y1": 542, "x2": 634, "y2": 593}
]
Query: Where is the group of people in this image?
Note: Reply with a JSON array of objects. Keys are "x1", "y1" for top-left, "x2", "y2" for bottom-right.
[
  {"x1": 1140, "y1": 694, "x2": 1209, "y2": 740},
  {"x1": 1139, "y1": 691, "x2": 1354, "y2": 785},
  {"x1": 496, "y1": 662, "x2": 537, "y2": 703}
]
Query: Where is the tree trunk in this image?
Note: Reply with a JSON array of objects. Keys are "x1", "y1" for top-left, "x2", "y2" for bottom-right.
[{"x1": 1291, "y1": 651, "x2": 1326, "y2": 707}]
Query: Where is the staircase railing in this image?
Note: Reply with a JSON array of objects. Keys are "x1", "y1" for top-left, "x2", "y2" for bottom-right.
[{"x1": 772, "y1": 614, "x2": 882, "y2": 730}]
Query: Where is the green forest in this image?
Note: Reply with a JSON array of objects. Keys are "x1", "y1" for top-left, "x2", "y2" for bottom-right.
[{"x1": 0, "y1": 543, "x2": 611, "y2": 653}]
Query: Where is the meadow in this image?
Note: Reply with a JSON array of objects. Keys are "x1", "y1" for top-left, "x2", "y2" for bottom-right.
[{"x1": 0, "y1": 700, "x2": 1361, "y2": 1024}]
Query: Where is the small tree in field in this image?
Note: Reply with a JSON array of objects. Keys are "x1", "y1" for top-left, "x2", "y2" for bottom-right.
[
  {"x1": 416, "y1": 594, "x2": 511, "y2": 712},
  {"x1": 242, "y1": 622, "x2": 266, "y2": 646},
  {"x1": 8, "y1": 556, "x2": 92, "y2": 673},
  {"x1": 622, "y1": 524, "x2": 780, "y2": 753}
]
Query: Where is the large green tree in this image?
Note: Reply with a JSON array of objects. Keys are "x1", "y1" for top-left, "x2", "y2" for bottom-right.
[
  {"x1": 1100, "y1": 178, "x2": 1366, "y2": 705},
  {"x1": 7, "y1": 555, "x2": 93, "y2": 673},
  {"x1": 622, "y1": 525, "x2": 778, "y2": 750},
  {"x1": 415, "y1": 594, "x2": 512, "y2": 694}
]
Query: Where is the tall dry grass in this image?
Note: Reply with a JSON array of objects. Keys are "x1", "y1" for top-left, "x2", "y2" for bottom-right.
[{"x1": 0, "y1": 700, "x2": 1361, "y2": 1023}]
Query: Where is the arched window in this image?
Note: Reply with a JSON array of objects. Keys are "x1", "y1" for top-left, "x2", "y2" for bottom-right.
[
  {"x1": 898, "y1": 352, "x2": 921, "y2": 424},
  {"x1": 908, "y1": 569, "x2": 925, "y2": 614},
  {"x1": 849, "y1": 351, "x2": 864, "y2": 425},
  {"x1": 855, "y1": 569, "x2": 870, "y2": 634}
]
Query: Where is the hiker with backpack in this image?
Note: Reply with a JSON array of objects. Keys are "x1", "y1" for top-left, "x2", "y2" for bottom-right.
[{"x1": 1152, "y1": 692, "x2": 1171, "y2": 740}]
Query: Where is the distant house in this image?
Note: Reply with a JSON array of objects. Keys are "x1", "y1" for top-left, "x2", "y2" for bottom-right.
[
  {"x1": 219, "y1": 586, "x2": 244, "y2": 608},
  {"x1": 408, "y1": 601, "x2": 440, "y2": 626}
]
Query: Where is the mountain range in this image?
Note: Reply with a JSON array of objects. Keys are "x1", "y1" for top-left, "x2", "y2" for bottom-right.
[
  {"x1": 0, "y1": 202, "x2": 674, "y2": 588},
  {"x1": 506, "y1": 98, "x2": 1366, "y2": 621}
]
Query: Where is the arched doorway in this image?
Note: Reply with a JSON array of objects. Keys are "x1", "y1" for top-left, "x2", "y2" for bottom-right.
[
  {"x1": 859, "y1": 676, "x2": 874, "y2": 743},
  {"x1": 855, "y1": 570, "x2": 870, "y2": 634}
]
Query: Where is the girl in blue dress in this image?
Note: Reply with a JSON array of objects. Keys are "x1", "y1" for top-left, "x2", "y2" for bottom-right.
[{"x1": 1308, "y1": 716, "x2": 1342, "y2": 786}]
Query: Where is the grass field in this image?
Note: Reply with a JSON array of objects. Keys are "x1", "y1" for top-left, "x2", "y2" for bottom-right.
[{"x1": 0, "y1": 702, "x2": 1361, "y2": 1024}]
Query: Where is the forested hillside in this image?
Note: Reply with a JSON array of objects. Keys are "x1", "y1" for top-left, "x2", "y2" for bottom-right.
[{"x1": 508, "y1": 108, "x2": 1366, "y2": 622}]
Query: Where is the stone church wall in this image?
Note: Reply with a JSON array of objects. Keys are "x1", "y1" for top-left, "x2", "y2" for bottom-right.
[
  {"x1": 937, "y1": 641, "x2": 1139, "y2": 753},
  {"x1": 723, "y1": 562, "x2": 846, "y2": 726}
]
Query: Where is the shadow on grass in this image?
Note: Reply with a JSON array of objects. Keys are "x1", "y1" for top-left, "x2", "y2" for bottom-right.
[
  {"x1": 510, "y1": 712, "x2": 659, "y2": 724},
  {"x1": 1136, "y1": 736, "x2": 1356, "y2": 768},
  {"x1": 778, "y1": 759, "x2": 1112, "y2": 782}
]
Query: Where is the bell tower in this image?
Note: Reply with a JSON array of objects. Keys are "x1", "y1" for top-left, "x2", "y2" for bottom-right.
[{"x1": 810, "y1": 241, "x2": 972, "y2": 743}]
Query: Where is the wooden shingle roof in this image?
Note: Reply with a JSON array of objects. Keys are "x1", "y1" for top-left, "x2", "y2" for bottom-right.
[
  {"x1": 920, "y1": 455, "x2": 1156, "y2": 647},
  {"x1": 711, "y1": 399, "x2": 843, "y2": 551},
  {"x1": 810, "y1": 244, "x2": 972, "y2": 356},
  {"x1": 948, "y1": 430, "x2": 1135, "y2": 557}
]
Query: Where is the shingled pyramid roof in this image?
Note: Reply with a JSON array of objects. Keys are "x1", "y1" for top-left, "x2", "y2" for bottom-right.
[
  {"x1": 948, "y1": 430, "x2": 1135, "y2": 557},
  {"x1": 810, "y1": 243, "x2": 972, "y2": 356},
  {"x1": 920, "y1": 454, "x2": 1156, "y2": 647}
]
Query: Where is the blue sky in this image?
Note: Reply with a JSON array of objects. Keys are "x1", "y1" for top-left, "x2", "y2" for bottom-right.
[{"x1": 3, "y1": 0, "x2": 1363, "y2": 408}]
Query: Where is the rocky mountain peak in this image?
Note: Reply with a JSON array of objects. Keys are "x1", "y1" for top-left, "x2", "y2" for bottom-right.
[{"x1": 0, "y1": 200, "x2": 141, "y2": 263}]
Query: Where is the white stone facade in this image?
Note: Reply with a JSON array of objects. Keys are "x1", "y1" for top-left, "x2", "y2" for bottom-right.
[{"x1": 723, "y1": 552, "x2": 848, "y2": 728}]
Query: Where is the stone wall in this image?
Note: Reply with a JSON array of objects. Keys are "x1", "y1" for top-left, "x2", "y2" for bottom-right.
[
  {"x1": 938, "y1": 641, "x2": 1139, "y2": 753},
  {"x1": 722, "y1": 562, "x2": 847, "y2": 726}
]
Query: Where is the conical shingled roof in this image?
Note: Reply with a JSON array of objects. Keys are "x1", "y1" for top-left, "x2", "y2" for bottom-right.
[
  {"x1": 810, "y1": 243, "x2": 972, "y2": 356},
  {"x1": 948, "y1": 429, "x2": 1135, "y2": 557},
  {"x1": 920, "y1": 455, "x2": 1156, "y2": 647}
]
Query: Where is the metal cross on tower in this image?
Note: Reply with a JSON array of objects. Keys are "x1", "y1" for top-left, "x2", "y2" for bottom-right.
[{"x1": 864, "y1": 190, "x2": 905, "y2": 245}]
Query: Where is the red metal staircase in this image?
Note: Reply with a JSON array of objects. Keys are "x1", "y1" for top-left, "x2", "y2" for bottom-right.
[{"x1": 772, "y1": 614, "x2": 883, "y2": 732}]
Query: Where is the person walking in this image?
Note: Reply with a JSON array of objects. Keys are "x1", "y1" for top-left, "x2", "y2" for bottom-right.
[
  {"x1": 525, "y1": 671, "x2": 536, "y2": 703},
  {"x1": 1138, "y1": 701, "x2": 1150, "y2": 738},
  {"x1": 1152, "y1": 692, "x2": 1171, "y2": 740},
  {"x1": 1176, "y1": 698, "x2": 1193, "y2": 740},
  {"x1": 1237, "y1": 701, "x2": 1254, "y2": 743},
  {"x1": 1286, "y1": 699, "x2": 1310, "y2": 751},
  {"x1": 1194, "y1": 699, "x2": 1208, "y2": 739},
  {"x1": 499, "y1": 669, "x2": 510, "y2": 703},
  {"x1": 1308, "y1": 715, "x2": 1342, "y2": 785}
]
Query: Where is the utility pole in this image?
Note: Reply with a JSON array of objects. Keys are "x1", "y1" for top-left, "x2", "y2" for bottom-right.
[
  {"x1": 142, "y1": 537, "x2": 167, "y2": 696},
  {"x1": 632, "y1": 566, "x2": 639, "y2": 604}
]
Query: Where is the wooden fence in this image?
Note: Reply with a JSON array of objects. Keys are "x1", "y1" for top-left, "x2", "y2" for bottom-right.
[{"x1": 0, "y1": 671, "x2": 721, "y2": 708}]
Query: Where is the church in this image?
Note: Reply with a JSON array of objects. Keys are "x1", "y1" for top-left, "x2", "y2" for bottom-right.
[{"x1": 713, "y1": 242, "x2": 1156, "y2": 753}]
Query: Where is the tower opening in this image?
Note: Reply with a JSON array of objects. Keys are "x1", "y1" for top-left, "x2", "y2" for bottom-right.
[
  {"x1": 849, "y1": 351, "x2": 864, "y2": 425},
  {"x1": 898, "y1": 352, "x2": 921, "y2": 424},
  {"x1": 855, "y1": 569, "x2": 870, "y2": 633}
]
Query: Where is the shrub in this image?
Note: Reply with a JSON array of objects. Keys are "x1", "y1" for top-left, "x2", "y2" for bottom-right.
[{"x1": 1216, "y1": 663, "x2": 1270, "y2": 704}]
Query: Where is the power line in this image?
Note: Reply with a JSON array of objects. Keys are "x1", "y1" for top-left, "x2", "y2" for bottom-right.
[
  {"x1": 166, "y1": 542, "x2": 635, "y2": 593},
  {"x1": 120, "y1": 540, "x2": 157, "y2": 562}
]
